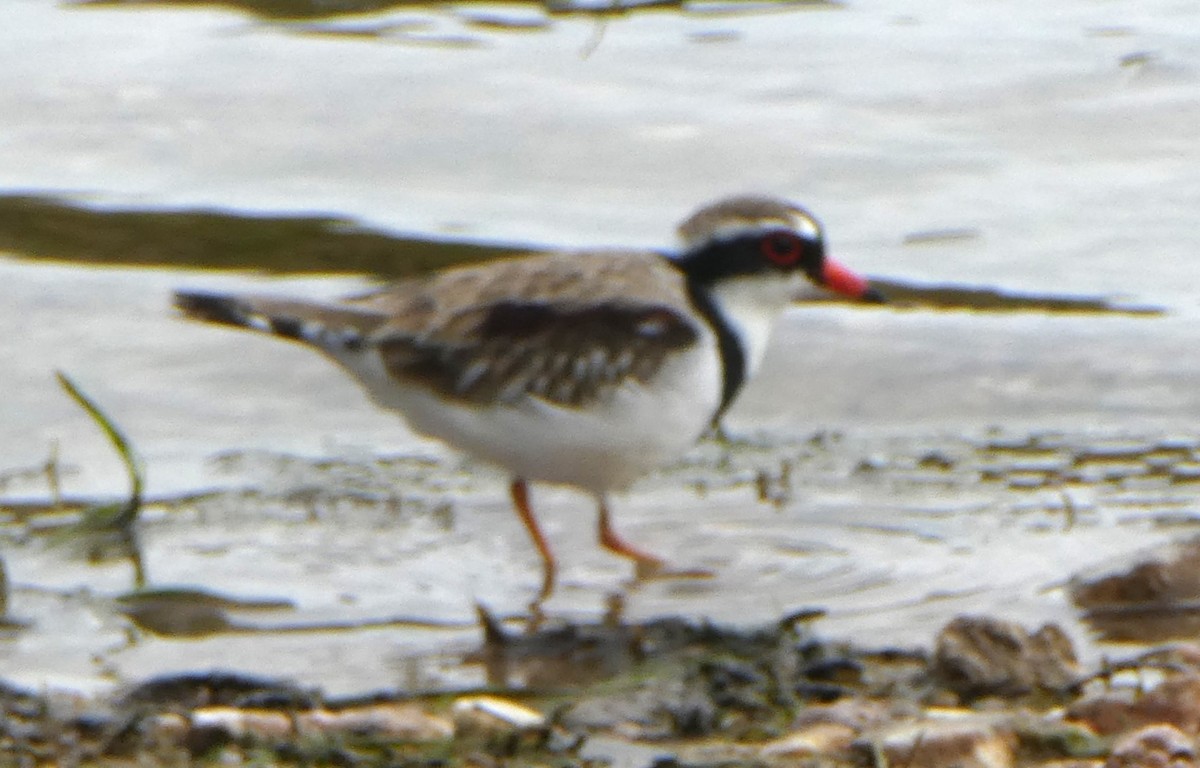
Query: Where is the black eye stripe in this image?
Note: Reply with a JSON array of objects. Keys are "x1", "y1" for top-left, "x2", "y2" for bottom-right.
[{"x1": 673, "y1": 228, "x2": 825, "y2": 285}]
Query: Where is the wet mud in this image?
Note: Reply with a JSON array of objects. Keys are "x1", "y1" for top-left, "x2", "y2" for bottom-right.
[{"x1": 8, "y1": 425, "x2": 1200, "y2": 656}]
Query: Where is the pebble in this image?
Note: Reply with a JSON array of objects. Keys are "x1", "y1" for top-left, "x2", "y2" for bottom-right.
[
  {"x1": 933, "y1": 616, "x2": 1080, "y2": 701},
  {"x1": 190, "y1": 706, "x2": 291, "y2": 739},
  {"x1": 452, "y1": 695, "x2": 548, "y2": 741},
  {"x1": 1069, "y1": 674, "x2": 1200, "y2": 736},
  {"x1": 861, "y1": 720, "x2": 1014, "y2": 768},
  {"x1": 152, "y1": 703, "x2": 453, "y2": 744},
  {"x1": 1107, "y1": 724, "x2": 1197, "y2": 768},
  {"x1": 759, "y1": 721, "x2": 856, "y2": 760},
  {"x1": 300, "y1": 703, "x2": 453, "y2": 741}
]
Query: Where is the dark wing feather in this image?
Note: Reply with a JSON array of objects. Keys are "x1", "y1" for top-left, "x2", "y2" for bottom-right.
[
  {"x1": 376, "y1": 300, "x2": 699, "y2": 407},
  {"x1": 356, "y1": 249, "x2": 702, "y2": 407},
  {"x1": 178, "y1": 250, "x2": 702, "y2": 408},
  {"x1": 174, "y1": 290, "x2": 390, "y2": 345}
]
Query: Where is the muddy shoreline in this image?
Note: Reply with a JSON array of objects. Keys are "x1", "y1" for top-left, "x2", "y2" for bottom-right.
[{"x1": 7, "y1": 600, "x2": 1200, "y2": 767}]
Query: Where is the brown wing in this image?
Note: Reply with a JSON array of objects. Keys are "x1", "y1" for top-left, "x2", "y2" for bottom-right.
[{"x1": 366, "y1": 250, "x2": 702, "y2": 407}]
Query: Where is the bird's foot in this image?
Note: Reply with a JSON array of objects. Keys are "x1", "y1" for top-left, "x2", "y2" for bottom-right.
[{"x1": 632, "y1": 558, "x2": 715, "y2": 583}]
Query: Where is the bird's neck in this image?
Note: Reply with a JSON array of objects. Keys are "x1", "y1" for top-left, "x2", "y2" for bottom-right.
[
  {"x1": 669, "y1": 248, "x2": 799, "y2": 425},
  {"x1": 703, "y1": 274, "x2": 791, "y2": 381},
  {"x1": 681, "y1": 277, "x2": 747, "y2": 426}
]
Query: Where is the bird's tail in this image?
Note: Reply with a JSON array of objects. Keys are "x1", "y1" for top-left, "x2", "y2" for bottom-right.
[{"x1": 173, "y1": 290, "x2": 385, "y2": 350}]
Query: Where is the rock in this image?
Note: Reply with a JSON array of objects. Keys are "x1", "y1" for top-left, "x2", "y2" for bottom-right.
[
  {"x1": 1069, "y1": 675, "x2": 1200, "y2": 736},
  {"x1": 299, "y1": 703, "x2": 452, "y2": 741},
  {"x1": 760, "y1": 721, "x2": 856, "y2": 760},
  {"x1": 791, "y1": 698, "x2": 896, "y2": 732},
  {"x1": 860, "y1": 720, "x2": 1015, "y2": 768},
  {"x1": 1107, "y1": 724, "x2": 1197, "y2": 768},
  {"x1": 1072, "y1": 538, "x2": 1200, "y2": 644},
  {"x1": 145, "y1": 712, "x2": 190, "y2": 744},
  {"x1": 152, "y1": 703, "x2": 451, "y2": 747},
  {"x1": 1013, "y1": 716, "x2": 1107, "y2": 761},
  {"x1": 452, "y1": 695, "x2": 548, "y2": 747},
  {"x1": 190, "y1": 706, "x2": 292, "y2": 740},
  {"x1": 933, "y1": 616, "x2": 1080, "y2": 701}
]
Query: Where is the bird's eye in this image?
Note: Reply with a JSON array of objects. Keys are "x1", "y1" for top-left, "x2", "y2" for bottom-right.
[{"x1": 759, "y1": 231, "x2": 803, "y2": 267}]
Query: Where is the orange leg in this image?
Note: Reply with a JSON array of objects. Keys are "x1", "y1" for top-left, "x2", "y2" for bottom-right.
[
  {"x1": 598, "y1": 497, "x2": 715, "y2": 583},
  {"x1": 509, "y1": 479, "x2": 557, "y2": 601},
  {"x1": 597, "y1": 498, "x2": 667, "y2": 579}
]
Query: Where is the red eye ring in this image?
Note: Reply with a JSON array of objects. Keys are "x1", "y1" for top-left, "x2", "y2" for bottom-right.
[{"x1": 760, "y1": 231, "x2": 803, "y2": 267}]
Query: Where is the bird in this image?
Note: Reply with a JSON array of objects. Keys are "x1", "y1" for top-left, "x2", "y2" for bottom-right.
[{"x1": 174, "y1": 195, "x2": 882, "y2": 602}]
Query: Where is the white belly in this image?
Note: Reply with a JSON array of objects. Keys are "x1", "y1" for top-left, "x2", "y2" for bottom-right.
[{"x1": 335, "y1": 333, "x2": 724, "y2": 494}]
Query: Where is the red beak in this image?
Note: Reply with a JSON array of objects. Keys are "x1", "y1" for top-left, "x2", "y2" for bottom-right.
[{"x1": 822, "y1": 258, "x2": 885, "y2": 302}]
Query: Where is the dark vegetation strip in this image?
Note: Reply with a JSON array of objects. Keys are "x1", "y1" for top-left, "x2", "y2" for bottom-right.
[
  {"x1": 0, "y1": 194, "x2": 529, "y2": 279},
  {"x1": 0, "y1": 194, "x2": 1158, "y2": 314},
  {"x1": 868, "y1": 277, "x2": 1162, "y2": 316},
  {"x1": 71, "y1": 0, "x2": 837, "y2": 22}
]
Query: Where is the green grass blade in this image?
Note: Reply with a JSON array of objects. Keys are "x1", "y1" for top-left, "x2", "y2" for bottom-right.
[{"x1": 55, "y1": 371, "x2": 144, "y2": 516}]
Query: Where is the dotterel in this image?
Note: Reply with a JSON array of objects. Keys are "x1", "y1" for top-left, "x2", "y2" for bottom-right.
[{"x1": 174, "y1": 195, "x2": 882, "y2": 601}]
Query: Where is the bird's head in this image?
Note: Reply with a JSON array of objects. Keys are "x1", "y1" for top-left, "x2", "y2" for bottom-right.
[{"x1": 675, "y1": 195, "x2": 883, "y2": 305}]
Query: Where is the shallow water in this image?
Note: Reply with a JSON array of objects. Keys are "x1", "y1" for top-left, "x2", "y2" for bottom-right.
[{"x1": 3, "y1": 0, "x2": 1200, "y2": 696}]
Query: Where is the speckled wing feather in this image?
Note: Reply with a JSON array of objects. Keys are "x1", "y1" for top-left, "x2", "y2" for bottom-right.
[{"x1": 357, "y1": 250, "x2": 702, "y2": 407}]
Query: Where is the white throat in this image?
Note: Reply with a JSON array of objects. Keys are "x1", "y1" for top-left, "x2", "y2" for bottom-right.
[{"x1": 705, "y1": 273, "x2": 802, "y2": 380}]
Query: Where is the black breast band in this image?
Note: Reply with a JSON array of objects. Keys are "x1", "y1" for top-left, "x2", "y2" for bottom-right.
[{"x1": 682, "y1": 278, "x2": 746, "y2": 427}]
